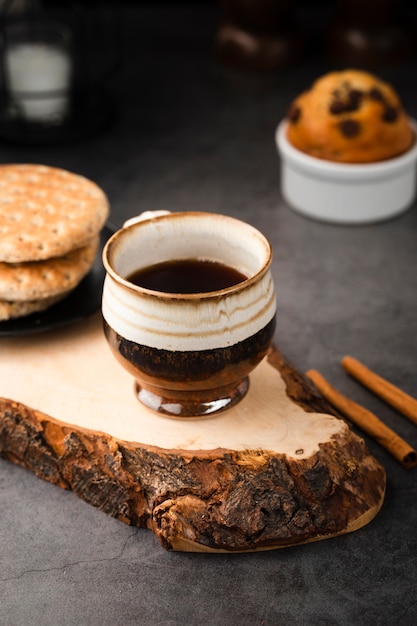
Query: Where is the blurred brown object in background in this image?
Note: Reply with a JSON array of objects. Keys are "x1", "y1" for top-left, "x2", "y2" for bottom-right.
[
  {"x1": 215, "y1": 0, "x2": 304, "y2": 71},
  {"x1": 327, "y1": 0, "x2": 414, "y2": 67}
]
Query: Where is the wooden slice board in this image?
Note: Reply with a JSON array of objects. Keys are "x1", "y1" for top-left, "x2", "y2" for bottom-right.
[{"x1": 0, "y1": 312, "x2": 385, "y2": 552}]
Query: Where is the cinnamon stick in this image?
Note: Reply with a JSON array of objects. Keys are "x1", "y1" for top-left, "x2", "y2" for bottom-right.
[
  {"x1": 342, "y1": 356, "x2": 417, "y2": 427},
  {"x1": 306, "y1": 369, "x2": 417, "y2": 469}
]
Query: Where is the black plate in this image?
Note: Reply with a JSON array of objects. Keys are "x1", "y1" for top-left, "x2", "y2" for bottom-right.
[{"x1": 0, "y1": 225, "x2": 113, "y2": 337}]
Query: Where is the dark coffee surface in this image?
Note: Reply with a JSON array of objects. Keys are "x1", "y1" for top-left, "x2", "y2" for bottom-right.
[{"x1": 127, "y1": 259, "x2": 248, "y2": 293}]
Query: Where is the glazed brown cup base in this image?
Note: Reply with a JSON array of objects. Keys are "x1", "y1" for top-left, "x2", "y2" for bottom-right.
[{"x1": 134, "y1": 377, "x2": 249, "y2": 418}]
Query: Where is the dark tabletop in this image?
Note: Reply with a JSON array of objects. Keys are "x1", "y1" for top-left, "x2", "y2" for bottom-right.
[{"x1": 1, "y1": 4, "x2": 417, "y2": 625}]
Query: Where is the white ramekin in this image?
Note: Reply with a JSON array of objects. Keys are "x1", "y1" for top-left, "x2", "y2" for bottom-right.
[{"x1": 276, "y1": 119, "x2": 417, "y2": 224}]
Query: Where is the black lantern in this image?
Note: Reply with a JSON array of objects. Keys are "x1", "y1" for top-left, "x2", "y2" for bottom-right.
[{"x1": 0, "y1": 0, "x2": 122, "y2": 143}]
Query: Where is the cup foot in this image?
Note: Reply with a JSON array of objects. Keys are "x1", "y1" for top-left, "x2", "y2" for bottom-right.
[{"x1": 135, "y1": 378, "x2": 249, "y2": 418}]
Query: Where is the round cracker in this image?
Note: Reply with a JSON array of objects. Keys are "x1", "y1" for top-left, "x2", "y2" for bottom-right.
[
  {"x1": 0, "y1": 235, "x2": 99, "y2": 301},
  {"x1": 0, "y1": 291, "x2": 71, "y2": 321},
  {"x1": 0, "y1": 164, "x2": 109, "y2": 262}
]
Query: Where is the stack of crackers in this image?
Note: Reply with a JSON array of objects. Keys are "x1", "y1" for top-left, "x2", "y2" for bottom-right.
[{"x1": 0, "y1": 164, "x2": 110, "y2": 321}]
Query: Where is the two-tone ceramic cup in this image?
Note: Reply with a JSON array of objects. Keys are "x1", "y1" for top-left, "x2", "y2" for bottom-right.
[{"x1": 102, "y1": 211, "x2": 276, "y2": 418}]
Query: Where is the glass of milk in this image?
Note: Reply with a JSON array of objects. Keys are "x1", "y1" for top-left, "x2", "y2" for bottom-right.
[{"x1": 4, "y1": 20, "x2": 73, "y2": 124}]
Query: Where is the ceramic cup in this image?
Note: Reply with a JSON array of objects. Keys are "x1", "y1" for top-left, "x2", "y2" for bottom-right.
[{"x1": 102, "y1": 211, "x2": 276, "y2": 418}]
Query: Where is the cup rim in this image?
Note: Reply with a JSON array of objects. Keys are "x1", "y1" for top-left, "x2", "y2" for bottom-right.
[
  {"x1": 102, "y1": 211, "x2": 273, "y2": 300},
  {"x1": 276, "y1": 118, "x2": 417, "y2": 181}
]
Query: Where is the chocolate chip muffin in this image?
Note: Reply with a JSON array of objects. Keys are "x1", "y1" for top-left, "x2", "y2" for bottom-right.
[{"x1": 286, "y1": 70, "x2": 414, "y2": 163}]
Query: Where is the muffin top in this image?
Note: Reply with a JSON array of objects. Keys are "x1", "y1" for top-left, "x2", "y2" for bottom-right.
[{"x1": 285, "y1": 70, "x2": 414, "y2": 163}]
